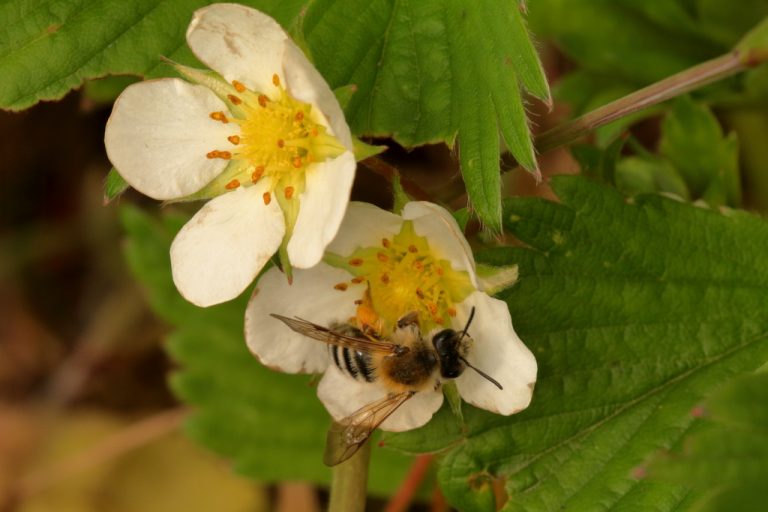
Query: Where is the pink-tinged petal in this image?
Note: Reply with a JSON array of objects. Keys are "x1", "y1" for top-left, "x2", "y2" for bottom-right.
[
  {"x1": 282, "y1": 41, "x2": 352, "y2": 147},
  {"x1": 186, "y1": 4, "x2": 286, "y2": 97},
  {"x1": 318, "y1": 365, "x2": 444, "y2": 432},
  {"x1": 325, "y1": 202, "x2": 404, "y2": 257},
  {"x1": 287, "y1": 152, "x2": 356, "y2": 268},
  {"x1": 170, "y1": 182, "x2": 284, "y2": 307},
  {"x1": 454, "y1": 292, "x2": 537, "y2": 415},
  {"x1": 104, "y1": 79, "x2": 234, "y2": 200},
  {"x1": 402, "y1": 202, "x2": 477, "y2": 285},
  {"x1": 245, "y1": 263, "x2": 360, "y2": 374}
]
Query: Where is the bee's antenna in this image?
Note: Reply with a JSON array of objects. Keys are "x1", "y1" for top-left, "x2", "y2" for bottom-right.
[
  {"x1": 459, "y1": 307, "x2": 476, "y2": 340},
  {"x1": 459, "y1": 356, "x2": 503, "y2": 390}
]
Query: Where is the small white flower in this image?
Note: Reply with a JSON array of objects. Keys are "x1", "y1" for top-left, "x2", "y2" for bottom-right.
[
  {"x1": 245, "y1": 201, "x2": 537, "y2": 432},
  {"x1": 105, "y1": 3, "x2": 355, "y2": 307}
]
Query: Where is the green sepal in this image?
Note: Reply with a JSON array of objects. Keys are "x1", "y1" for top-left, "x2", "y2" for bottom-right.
[
  {"x1": 104, "y1": 167, "x2": 130, "y2": 204},
  {"x1": 391, "y1": 173, "x2": 411, "y2": 215},
  {"x1": 352, "y1": 137, "x2": 386, "y2": 161},
  {"x1": 442, "y1": 381, "x2": 463, "y2": 423},
  {"x1": 475, "y1": 263, "x2": 519, "y2": 295}
]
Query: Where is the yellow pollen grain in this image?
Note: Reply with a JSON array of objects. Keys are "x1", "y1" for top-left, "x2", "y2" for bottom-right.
[
  {"x1": 349, "y1": 258, "x2": 363, "y2": 267},
  {"x1": 258, "y1": 95, "x2": 268, "y2": 107},
  {"x1": 263, "y1": 191, "x2": 272, "y2": 205},
  {"x1": 210, "y1": 111, "x2": 228, "y2": 123},
  {"x1": 376, "y1": 252, "x2": 389, "y2": 262},
  {"x1": 228, "y1": 135, "x2": 241, "y2": 145},
  {"x1": 225, "y1": 179, "x2": 240, "y2": 190},
  {"x1": 227, "y1": 94, "x2": 242, "y2": 105},
  {"x1": 284, "y1": 186, "x2": 295, "y2": 199},
  {"x1": 272, "y1": 74, "x2": 280, "y2": 86},
  {"x1": 334, "y1": 283, "x2": 348, "y2": 291},
  {"x1": 232, "y1": 80, "x2": 246, "y2": 93}
]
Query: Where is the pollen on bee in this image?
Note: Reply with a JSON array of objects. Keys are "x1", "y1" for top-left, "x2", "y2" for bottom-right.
[
  {"x1": 258, "y1": 94, "x2": 268, "y2": 107},
  {"x1": 227, "y1": 94, "x2": 242, "y2": 105},
  {"x1": 251, "y1": 166, "x2": 264, "y2": 183},
  {"x1": 376, "y1": 252, "x2": 389, "y2": 262},
  {"x1": 225, "y1": 179, "x2": 240, "y2": 190},
  {"x1": 232, "y1": 80, "x2": 246, "y2": 93},
  {"x1": 292, "y1": 156, "x2": 302, "y2": 168},
  {"x1": 380, "y1": 273, "x2": 390, "y2": 284},
  {"x1": 272, "y1": 73, "x2": 280, "y2": 86},
  {"x1": 349, "y1": 258, "x2": 363, "y2": 267},
  {"x1": 227, "y1": 135, "x2": 241, "y2": 145},
  {"x1": 351, "y1": 276, "x2": 365, "y2": 284},
  {"x1": 408, "y1": 244, "x2": 418, "y2": 253},
  {"x1": 295, "y1": 111, "x2": 305, "y2": 122},
  {"x1": 334, "y1": 283, "x2": 348, "y2": 291},
  {"x1": 263, "y1": 191, "x2": 272, "y2": 205},
  {"x1": 277, "y1": 139, "x2": 285, "y2": 148},
  {"x1": 284, "y1": 186, "x2": 295, "y2": 199},
  {"x1": 209, "y1": 111, "x2": 228, "y2": 123},
  {"x1": 447, "y1": 307, "x2": 457, "y2": 317},
  {"x1": 381, "y1": 238, "x2": 391, "y2": 248}
]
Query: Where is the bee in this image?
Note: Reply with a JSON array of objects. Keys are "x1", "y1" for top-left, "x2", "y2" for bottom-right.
[{"x1": 270, "y1": 307, "x2": 502, "y2": 466}]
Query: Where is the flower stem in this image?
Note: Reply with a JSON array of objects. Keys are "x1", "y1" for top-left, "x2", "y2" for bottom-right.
[
  {"x1": 328, "y1": 440, "x2": 371, "y2": 512},
  {"x1": 535, "y1": 50, "x2": 763, "y2": 153}
]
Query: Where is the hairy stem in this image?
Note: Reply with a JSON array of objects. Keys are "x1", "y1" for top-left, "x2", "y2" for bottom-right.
[
  {"x1": 536, "y1": 50, "x2": 764, "y2": 153},
  {"x1": 328, "y1": 441, "x2": 371, "y2": 512}
]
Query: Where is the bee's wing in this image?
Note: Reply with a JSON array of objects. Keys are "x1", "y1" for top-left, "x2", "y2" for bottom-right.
[
  {"x1": 270, "y1": 314, "x2": 405, "y2": 355},
  {"x1": 323, "y1": 391, "x2": 415, "y2": 466}
]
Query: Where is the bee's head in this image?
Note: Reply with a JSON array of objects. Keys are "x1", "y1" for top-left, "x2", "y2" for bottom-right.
[{"x1": 432, "y1": 308, "x2": 504, "y2": 390}]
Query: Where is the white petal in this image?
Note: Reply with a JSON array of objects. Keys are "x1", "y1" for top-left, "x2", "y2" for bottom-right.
[
  {"x1": 104, "y1": 79, "x2": 234, "y2": 199},
  {"x1": 186, "y1": 4, "x2": 287, "y2": 97},
  {"x1": 287, "y1": 152, "x2": 356, "y2": 268},
  {"x1": 318, "y1": 365, "x2": 444, "y2": 432},
  {"x1": 455, "y1": 292, "x2": 537, "y2": 415},
  {"x1": 170, "y1": 182, "x2": 284, "y2": 307},
  {"x1": 324, "y1": 202, "x2": 404, "y2": 257},
  {"x1": 282, "y1": 41, "x2": 353, "y2": 148},
  {"x1": 402, "y1": 202, "x2": 477, "y2": 285},
  {"x1": 245, "y1": 263, "x2": 360, "y2": 374}
]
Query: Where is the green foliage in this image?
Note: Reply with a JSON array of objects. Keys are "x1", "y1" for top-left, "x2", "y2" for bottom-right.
[
  {"x1": 649, "y1": 371, "x2": 768, "y2": 511},
  {"x1": 386, "y1": 176, "x2": 768, "y2": 511},
  {"x1": 2, "y1": 0, "x2": 549, "y2": 232},
  {"x1": 119, "y1": 205, "x2": 413, "y2": 495}
]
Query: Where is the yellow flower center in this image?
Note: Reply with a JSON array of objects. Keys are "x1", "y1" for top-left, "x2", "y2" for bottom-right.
[
  {"x1": 325, "y1": 221, "x2": 475, "y2": 335},
  {"x1": 196, "y1": 74, "x2": 346, "y2": 204}
]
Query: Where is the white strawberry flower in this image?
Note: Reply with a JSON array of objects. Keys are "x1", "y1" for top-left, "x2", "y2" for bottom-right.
[
  {"x1": 105, "y1": 3, "x2": 355, "y2": 307},
  {"x1": 245, "y1": 201, "x2": 537, "y2": 432}
]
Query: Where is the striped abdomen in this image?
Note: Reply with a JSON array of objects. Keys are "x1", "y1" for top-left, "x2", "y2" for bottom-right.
[{"x1": 330, "y1": 345, "x2": 376, "y2": 383}]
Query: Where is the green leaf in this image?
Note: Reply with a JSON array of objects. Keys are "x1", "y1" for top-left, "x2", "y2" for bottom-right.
[
  {"x1": 0, "y1": 0, "x2": 306, "y2": 111},
  {"x1": 104, "y1": 167, "x2": 130, "y2": 204},
  {"x1": 615, "y1": 156, "x2": 690, "y2": 200},
  {"x1": 303, "y1": 0, "x2": 549, "y2": 229},
  {"x1": 388, "y1": 176, "x2": 768, "y2": 511},
  {"x1": 119, "y1": 205, "x2": 412, "y2": 495},
  {"x1": 659, "y1": 96, "x2": 741, "y2": 206},
  {"x1": 649, "y1": 372, "x2": 768, "y2": 512}
]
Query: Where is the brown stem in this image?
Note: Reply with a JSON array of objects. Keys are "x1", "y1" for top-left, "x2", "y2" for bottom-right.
[
  {"x1": 362, "y1": 157, "x2": 432, "y2": 201},
  {"x1": 385, "y1": 454, "x2": 434, "y2": 512},
  {"x1": 535, "y1": 51, "x2": 754, "y2": 153}
]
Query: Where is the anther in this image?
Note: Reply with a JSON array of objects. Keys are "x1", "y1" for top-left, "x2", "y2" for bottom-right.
[
  {"x1": 292, "y1": 157, "x2": 302, "y2": 168},
  {"x1": 354, "y1": 299, "x2": 363, "y2": 305},
  {"x1": 232, "y1": 80, "x2": 246, "y2": 93},
  {"x1": 209, "y1": 111, "x2": 228, "y2": 123},
  {"x1": 334, "y1": 283, "x2": 348, "y2": 291},
  {"x1": 408, "y1": 244, "x2": 418, "y2": 253},
  {"x1": 349, "y1": 258, "x2": 363, "y2": 267},
  {"x1": 311, "y1": 127, "x2": 319, "y2": 137},
  {"x1": 351, "y1": 276, "x2": 365, "y2": 284},
  {"x1": 258, "y1": 95, "x2": 268, "y2": 107},
  {"x1": 218, "y1": 151, "x2": 231, "y2": 160},
  {"x1": 263, "y1": 191, "x2": 272, "y2": 205},
  {"x1": 427, "y1": 302, "x2": 438, "y2": 315},
  {"x1": 227, "y1": 94, "x2": 242, "y2": 105},
  {"x1": 272, "y1": 74, "x2": 280, "y2": 86},
  {"x1": 252, "y1": 166, "x2": 264, "y2": 183},
  {"x1": 284, "y1": 186, "x2": 294, "y2": 199},
  {"x1": 447, "y1": 307, "x2": 457, "y2": 317},
  {"x1": 436, "y1": 267, "x2": 444, "y2": 276},
  {"x1": 376, "y1": 252, "x2": 389, "y2": 262},
  {"x1": 295, "y1": 111, "x2": 305, "y2": 122},
  {"x1": 228, "y1": 135, "x2": 241, "y2": 145},
  {"x1": 435, "y1": 317, "x2": 445, "y2": 325},
  {"x1": 225, "y1": 179, "x2": 240, "y2": 190},
  {"x1": 413, "y1": 261, "x2": 424, "y2": 271},
  {"x1": 416, "y1": 288, "x2": 425, "y2": 299},
  {"x1": 206, "y1": 150, "x2": 218, "y2": 159},
  {"x1": 382, "y1": 238, "x2": 390, "y2": 248},
  {"x1": 277, "y1": 139, "x2": 285, "y2": 148},
  {"x1": 380, "y1": 273, "x2": 390, "y2": 284}
]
